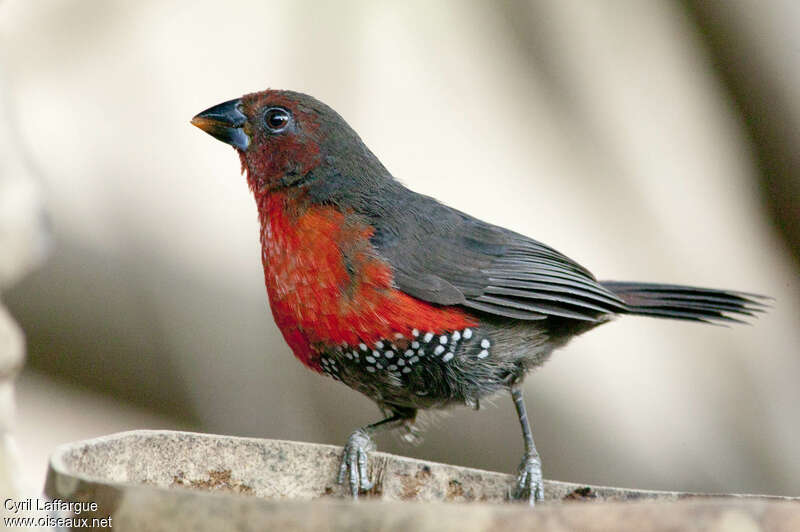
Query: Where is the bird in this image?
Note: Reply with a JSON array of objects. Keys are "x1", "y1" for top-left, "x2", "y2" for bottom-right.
[{"x1": 191, "y1": 89, "x2": 767, "y2": 506}]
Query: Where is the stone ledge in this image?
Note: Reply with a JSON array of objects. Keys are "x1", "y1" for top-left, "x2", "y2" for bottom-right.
[{"x1": 44, "y1": 430, "x2": 799, "y2": 531}]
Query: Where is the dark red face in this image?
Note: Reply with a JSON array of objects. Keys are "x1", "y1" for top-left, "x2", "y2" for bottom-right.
[{"x1": 192, "y1": 90, "x2": 325, "y2": 191}]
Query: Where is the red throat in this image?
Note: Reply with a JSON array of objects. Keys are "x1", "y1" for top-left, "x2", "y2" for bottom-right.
[{"x1": 252, "y1": 189, "x2": 476, "y2": 371}]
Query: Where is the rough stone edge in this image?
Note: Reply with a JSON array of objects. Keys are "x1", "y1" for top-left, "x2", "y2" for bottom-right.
[
  {"x1": 42, "y1": 430, "x2": 800, "y2": 531},
  {"x1": 46, "y1": 429, "x2": 798, "y2": 505},
  {"x1": 41, "y1": 430, "x2": 800, "y2": 531}
]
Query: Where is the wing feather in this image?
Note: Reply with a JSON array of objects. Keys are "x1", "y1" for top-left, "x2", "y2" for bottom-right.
[{"x1": 367, "y1": 188, "x2": 623, "y2": 321}]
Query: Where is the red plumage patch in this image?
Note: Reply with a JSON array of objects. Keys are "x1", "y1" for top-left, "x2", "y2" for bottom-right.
[{"x1": 255, "y1": 191, "x2": 476, "y2": 371}]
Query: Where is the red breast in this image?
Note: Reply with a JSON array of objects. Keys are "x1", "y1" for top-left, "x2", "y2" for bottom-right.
[{"x1": 255, "y1": 191, "x2": 476, "y2": 370}]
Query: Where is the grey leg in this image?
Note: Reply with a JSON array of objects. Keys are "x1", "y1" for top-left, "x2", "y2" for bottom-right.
[
  {"x1": 337, "y1": 407, "x2": 415, "y2": 499},
  {"x1": 511, "y1": 385, "x2": 544, "y2": 505}
]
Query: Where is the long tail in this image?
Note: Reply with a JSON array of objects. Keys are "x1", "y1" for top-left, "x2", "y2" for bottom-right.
[{"x1": 600, "y1": 281, "x2": 770, "y2": 324}]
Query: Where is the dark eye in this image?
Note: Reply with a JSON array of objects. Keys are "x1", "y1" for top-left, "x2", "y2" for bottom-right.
[{"x1": 264, "y1": 107, "x2": 290, "y2": 132}]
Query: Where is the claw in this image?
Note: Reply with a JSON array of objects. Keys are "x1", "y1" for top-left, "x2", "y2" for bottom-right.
[
  {"x1": 512, "y1": 453, "x2": 544, "y2": 506},
  {"x1": 337, "y1": 429, "x2": 376, "y2": 499}
]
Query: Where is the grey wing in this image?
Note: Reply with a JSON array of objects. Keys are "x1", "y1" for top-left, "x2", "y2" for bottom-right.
[{"x1": 369, "y1": 193, "x2": 627, "y2": 322}]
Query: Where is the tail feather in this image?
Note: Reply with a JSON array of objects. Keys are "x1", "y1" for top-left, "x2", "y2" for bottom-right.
[{"x1": 601, "y1": 281, "x2": 770, "y2": 325}]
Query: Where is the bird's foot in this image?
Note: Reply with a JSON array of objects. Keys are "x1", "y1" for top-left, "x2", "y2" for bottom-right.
[
  {"x1": 512, "y1": 452, "x2": 544, "y2": 506},
  {"x1": 337, "y1": 429, "x2": 376, "y2": 499}
]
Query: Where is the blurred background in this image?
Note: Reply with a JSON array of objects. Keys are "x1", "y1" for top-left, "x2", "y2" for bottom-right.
[{"x1": 0, "y1": 0, "x2": 798, "y2": 497}]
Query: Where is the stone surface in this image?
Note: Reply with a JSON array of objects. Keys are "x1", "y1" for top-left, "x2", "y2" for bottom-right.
[{"x1": 44, "y1": 430, "x2": 800, "y2": 531}]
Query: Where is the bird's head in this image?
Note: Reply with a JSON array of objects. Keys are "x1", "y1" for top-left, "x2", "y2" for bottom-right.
[{"x1": 192, "y1": 90, "x2": 391, "y2": 199}]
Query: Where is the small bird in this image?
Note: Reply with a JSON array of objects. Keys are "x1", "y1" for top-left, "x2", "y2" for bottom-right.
[{"x1": 191, "y1": 90, "x2": 767, "y2": 505}]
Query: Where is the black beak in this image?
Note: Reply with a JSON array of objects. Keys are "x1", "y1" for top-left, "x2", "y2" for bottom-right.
[{"x1": 191, "y1": 98, "x2": 250, "y2": 150}]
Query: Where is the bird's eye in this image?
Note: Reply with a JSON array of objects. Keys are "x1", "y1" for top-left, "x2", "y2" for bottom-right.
[{"x1": 264, "y1": 107, "x2": 290, "y2": 132}]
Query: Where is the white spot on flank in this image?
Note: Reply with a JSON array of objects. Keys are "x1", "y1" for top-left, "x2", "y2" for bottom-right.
[
  {"x1": 388, "y1": 365, "x2": 397, "y2": 371},
  {"x1": 411, "y1": 341, "x2": 420, "y2": 349},
  {"x1": 480, "y1": 339, "x2": 490, "y2": 349},
  {"x1": 366, "y1": 356, "x2": 376, "y2": 363},
  {"x1": 394, "y1": 332, "x2": 404, "y2": 339},
  {"x1": 404, "y1": 349, "x2": 414, "y2": 357},
  {"x1": 412, "y1": 329, "x2": 420, "y2": 337},
  {"x1": 463, "y1": 328, "x2": 473, "y2": 340},
  {"x1": 375, "y1": 341, "x2": 384, "y2": 349},
  {"x1": 372, "y1": 350, "x2": 380, "y2": 357},
  {"x1": 434, "y1": 345, "x2": 445, "y2": 355},
  {"x1": 409, "y1": 356, "x2": 419, "y2": 364},
  {"x1": 439, "y1": 335, "x2": 448, "y2": 344},
  {"x1": 478, "y1": 349, "x2": 489, "y2": 359},
  {"x1": 397, "y1": 359, "x2": 405, "y2": 366},
  {"x1": 442, "y1": 352, "x2": 454, "y2": 362},
  {"x1": 384, "y1": 351, "x2": 394, "y2": 359},
  {"x1": 402, "y1": 367, "x2": 411, "y2": 373},
  {"x1": 452, "y1": 331, "x2": 461, "y2": 342},
  {"x1": 366, "y1": 366, "x2": 376, "y2": 373},
  {"x1": 423, "y1": 332, "x2": 434, "y2": 343},
  {"x1": 359, "y1": 343, "x2": 368, "y2": 351}
]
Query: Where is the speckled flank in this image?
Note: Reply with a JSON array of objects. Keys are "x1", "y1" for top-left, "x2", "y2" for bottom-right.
[
  {"x1": 320, "y1": 328, "x2": 487, "y2": 373},
  {"x1": 317, "y1": 327, "x2": 496, "y2": 405}
]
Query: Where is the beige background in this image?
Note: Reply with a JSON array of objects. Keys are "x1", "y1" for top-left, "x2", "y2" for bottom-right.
[{"x1": 1, "y1": 1, "x2": 798, "y2": 496}]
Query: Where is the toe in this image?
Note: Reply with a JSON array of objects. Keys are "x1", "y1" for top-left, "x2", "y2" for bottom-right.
[
  {"x1": 339, "y1": 430, "x2": 375, "y2": 499},
  {"x1": 337, "y1": 455, "x2": 348, "y2": 485},
  {"x1": 358, "y1": 448, "x2": 373, "y2": 490},
  {"x1": 348, "y1": 453, "x2": 359, "y2": 497}
]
